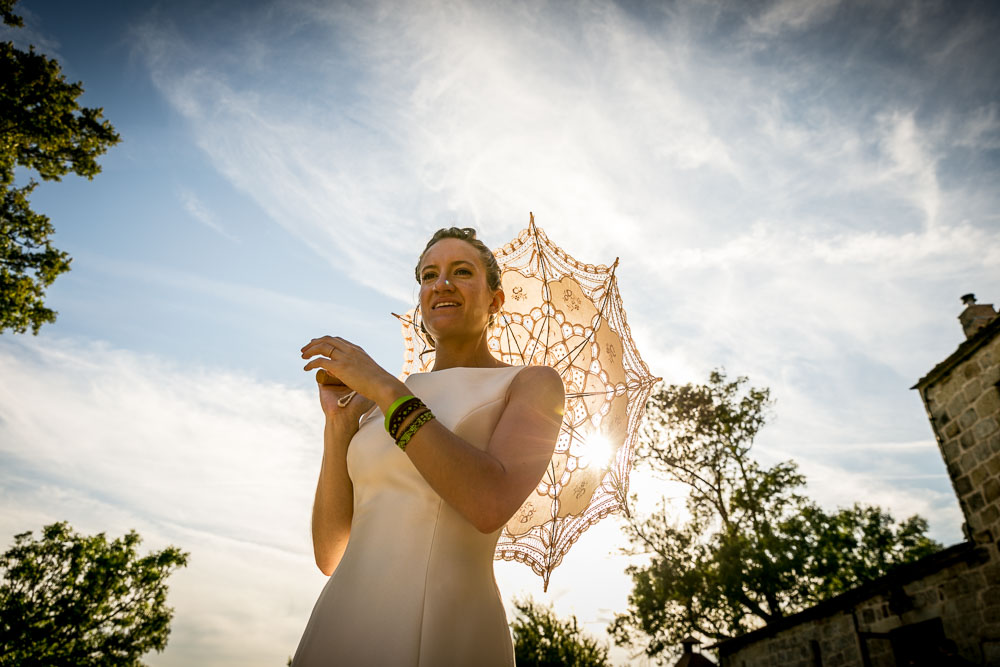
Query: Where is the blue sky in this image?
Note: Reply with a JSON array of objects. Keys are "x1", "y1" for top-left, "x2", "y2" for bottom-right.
[{"x1": 2, "y1": 0, "x2": 999, "y2": 664}]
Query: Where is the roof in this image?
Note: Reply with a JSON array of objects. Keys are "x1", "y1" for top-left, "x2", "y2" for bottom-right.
[
  {"x1": 712, "y1": 541, "x2": 987, "y2": 656},
  {"x1": 912, "y1": 316, "x2": 1000, "y2": 391},
  {"x1": 674, "y1": 653, "x2": 717, "y2": 667}
]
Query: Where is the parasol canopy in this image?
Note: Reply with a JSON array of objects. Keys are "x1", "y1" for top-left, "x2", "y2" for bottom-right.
[{"x1": 398, "y1": 214, "x2": 660, "y2": 590}]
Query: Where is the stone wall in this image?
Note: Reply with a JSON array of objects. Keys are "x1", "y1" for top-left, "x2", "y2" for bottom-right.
[
  {"x1": 719, "y1": 545, "x2": 1000, "y2": 666},
  {"x1": 919, "y1": 328, "x2": 1000, "y2": 546},
  {"x1": 719, "y1": 611, "x2": 856, "y2": 666},
  {"x1": 856, "y1": 549, "x2": 999, "y2": 665}
]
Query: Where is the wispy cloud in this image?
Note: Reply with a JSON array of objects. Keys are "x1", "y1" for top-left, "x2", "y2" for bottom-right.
[
  {"x1": 0, "y1": 335, "x2": 321, "y2": 549},
  {"x1": 746, "y1": 0, "x2": 843, "y2": 36},
  {"x1": 180, "y1": 189, "x2": 239, "y2": 242}
]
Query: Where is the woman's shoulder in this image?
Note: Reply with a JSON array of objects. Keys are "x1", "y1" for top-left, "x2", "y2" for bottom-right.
[
  {"x1": 510, "y1": 363, "x2": 560, "y2": 380},
  {"x1": 508, "y1": 365, "x2": 564, "y2": 404}
]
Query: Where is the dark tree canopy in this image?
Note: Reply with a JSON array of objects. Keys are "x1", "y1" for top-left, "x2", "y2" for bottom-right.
[
  {"x1": 1, "y1": 0, "x2": 120, "y2": 334},
  {"x1": 609, "y1": 370, "x2": 940, "y2": 663},
  {"x1": 0, "y1": 521, "x2": 188, "y2": 666},
  {"x1": 511, "y1": 597, "x2": 612, "y2": 667}
]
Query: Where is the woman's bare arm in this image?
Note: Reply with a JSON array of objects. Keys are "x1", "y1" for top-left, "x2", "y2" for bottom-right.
[
  {"x1": 398, "y1": 365, "x2": 564, "y2": 533},
  {"x1": 311, "y1": 419, "x2": 355, "y2": 575},
  {"x1": 307, "y1": 371, "x2": 375, "y2": 575}
]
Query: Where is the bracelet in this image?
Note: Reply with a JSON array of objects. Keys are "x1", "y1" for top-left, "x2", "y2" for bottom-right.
[
  {"x1": 384, "y1": 394, "x2": 416, "y2": 431},
  {"x1": 396, "y1": 410, "x2": 435, "y2": 451},
  {"x1": 388, "y1": 398, "x2": 426, "y2": 437}
]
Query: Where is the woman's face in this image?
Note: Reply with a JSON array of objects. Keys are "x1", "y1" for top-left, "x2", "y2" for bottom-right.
[{"x1": 418, "y1": 238, "x2": 502, "y2": 342}]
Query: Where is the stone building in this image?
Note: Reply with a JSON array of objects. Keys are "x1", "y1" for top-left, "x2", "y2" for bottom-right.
[{"x1": 715, "y1": 295, "x2": 1000, "y2": 666}]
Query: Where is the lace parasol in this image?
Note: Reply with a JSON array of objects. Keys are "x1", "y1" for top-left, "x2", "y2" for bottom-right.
[{"x1": 397, "y1": 214, "x2": 660, "y2": 590}]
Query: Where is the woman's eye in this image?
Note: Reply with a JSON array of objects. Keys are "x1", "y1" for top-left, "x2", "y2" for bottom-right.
[
  {"x1": 421, "y1": 272, "x2": 436, "y2": 281},
  {"x1": 455, "y1": 268, "x2": 472, "y2": 275}
]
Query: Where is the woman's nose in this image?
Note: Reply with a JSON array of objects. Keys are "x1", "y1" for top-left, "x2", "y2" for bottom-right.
[{"x1": 434, "y1": 276, "x2": 453, "y2": 291}]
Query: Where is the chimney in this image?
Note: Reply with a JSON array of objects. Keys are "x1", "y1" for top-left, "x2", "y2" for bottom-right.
[
  {"x1": 674, "y1": 636, "x2": 717, "y2": 666},
  {"x1": 958, "y1": 294, "x2": 998, "y2": 339}
]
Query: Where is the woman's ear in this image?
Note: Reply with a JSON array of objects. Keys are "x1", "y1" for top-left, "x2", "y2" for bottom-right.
[{"x1": 490, "y1": 289, "x2": 505, "y2": 314}]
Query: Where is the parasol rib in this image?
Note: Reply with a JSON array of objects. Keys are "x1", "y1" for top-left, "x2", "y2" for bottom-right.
[
  {"x1": 526, "y1": 214, "x2": 554, "y2": 365},
  {"x1": 499, "y1": 313, "x2": 527, "y2": 366}
]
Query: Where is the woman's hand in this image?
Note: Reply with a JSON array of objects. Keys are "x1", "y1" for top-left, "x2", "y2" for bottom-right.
[
  {"x1": 315, "y1": 374, "x2": 374, "y2": 432},
  {"x1": 301, "y1": 336, "x2": 404, "y2": 420}
]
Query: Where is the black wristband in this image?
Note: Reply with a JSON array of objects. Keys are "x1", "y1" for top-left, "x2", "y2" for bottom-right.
[{"x1": 388, "y1": 397, "x2": 426, "y2": 437}]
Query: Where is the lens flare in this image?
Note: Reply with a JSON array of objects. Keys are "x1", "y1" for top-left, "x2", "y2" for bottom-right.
[{"x1": 581, "y1": 434, "x2": 614, "y2": 468}]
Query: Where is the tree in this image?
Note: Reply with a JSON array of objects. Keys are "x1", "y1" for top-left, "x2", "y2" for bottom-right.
[
  {"x1": 0, "y1": 521, "x2": 189, "y2": 666},
  {"x1": 1, "y1": 0, "x2": 120, "y2": 334},
  {"x1": 608, "y1": 370, "x2": 940, "y2": 663},
  {"x1": 511, "y1": 596, "x2": 612, "y2": 667}
]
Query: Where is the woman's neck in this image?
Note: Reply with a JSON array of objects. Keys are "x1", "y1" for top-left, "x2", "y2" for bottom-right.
[{"x1": 431, "y1": 333, "x2": 505, "y2": 371}]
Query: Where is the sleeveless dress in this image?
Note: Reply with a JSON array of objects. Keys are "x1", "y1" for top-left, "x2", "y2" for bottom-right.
[{"x1": 292, "y1": 365, "x2": 527, "y2": 667}]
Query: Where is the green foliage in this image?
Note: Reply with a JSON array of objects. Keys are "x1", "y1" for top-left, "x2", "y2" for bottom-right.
[
  {"x1": 0, "y1": 0, "x2": 120, "y2": 334},
  {"x1": 609, "y1": 370, "x2": 940, "y2": 663},
  {"x1": 0, "y1": 181, "x2": 71, "y2": 333},
  {"x1": 0, "y1": 521, "x2": 189, "y2": 666},
  {"x1": 0, "y1": 0, "x2": 22, "y2": 28},
  {"x1": 511, "y1": 597, "x2": 612, "y2": 667}
]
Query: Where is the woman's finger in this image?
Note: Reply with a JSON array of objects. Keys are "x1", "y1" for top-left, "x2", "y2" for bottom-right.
[
  {"x1": 329, "y1": 336, "x2": 360, "y2": 352},
  {"x1": 301, "y1": 339, "x2": 340, "y2": 359},
  {"x1": 304, "y1": 357, "x2": 338, "y2": 373},
  {"x1": 300, "y1": 335, "x2": 335, "y2": 351},
  {"x1": 302, "y1": 336, "x2": 359, "y2": 354}
]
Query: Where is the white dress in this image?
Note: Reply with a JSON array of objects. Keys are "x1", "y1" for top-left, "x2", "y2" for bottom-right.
[{"x1": 293, "y1": 365, "x2": 527, "y2": 667}]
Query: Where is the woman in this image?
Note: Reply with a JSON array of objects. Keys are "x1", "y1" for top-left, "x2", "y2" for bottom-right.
[{"x1": 292, "y1": 228, "x2": 565, "y2": 666}]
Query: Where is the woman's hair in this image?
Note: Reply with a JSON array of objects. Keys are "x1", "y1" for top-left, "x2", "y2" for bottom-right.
[
  {"x1": 414, "y1": 227, "x2": 502, "y2": 350},
  {"x1": 414, "y1": 227, "x2": 501, "y2": 291}
]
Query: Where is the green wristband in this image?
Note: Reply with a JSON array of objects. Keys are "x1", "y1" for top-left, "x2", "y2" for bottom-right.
[
  {"x1": 384, "y1": 394, "x2": 416, "y2": 431},
  {"x1": 396, "y1": 410, "x2": 435, "y2": 451}
]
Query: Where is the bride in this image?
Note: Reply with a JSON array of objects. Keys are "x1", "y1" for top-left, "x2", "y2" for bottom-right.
[{"x1": 292, "y1": 227, "x2": 564, "y2": 666}]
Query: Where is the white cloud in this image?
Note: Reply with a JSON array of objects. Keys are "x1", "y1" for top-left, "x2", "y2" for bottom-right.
[
  {"x1": 746, "y1": 0, "x2": 843, "y2": 36},
  {"x1": 0, "y1": 336, "x2": 321, "y2": 549},
  {"x1": 131, "y1": 0, "x2": 1000, "y2": 338},
  {"x1": 874, "y1": 111, "x2": 942, "y2": 227},
  {"x1": 782, "y1": 454, "x2": 963, "y2": 541},
  {"x1": 180, "y1": 189, "x2": 239, "y2": 242},
  {"x1": 950, "y1": 103, "x2": 1000, "y2": 150},
  {"x1": 131, "y1": 0, "x2": 754, "y2": 298}
]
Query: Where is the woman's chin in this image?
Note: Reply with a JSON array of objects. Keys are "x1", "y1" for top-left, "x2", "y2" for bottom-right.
[{"x1": 424, "y1": 323, "x2": 485, "y2": 343}]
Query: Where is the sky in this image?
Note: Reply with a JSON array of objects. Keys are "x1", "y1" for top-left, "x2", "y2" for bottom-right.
[{"x1": 1, "y1": 0, "x2": 999, "y2": 664}]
